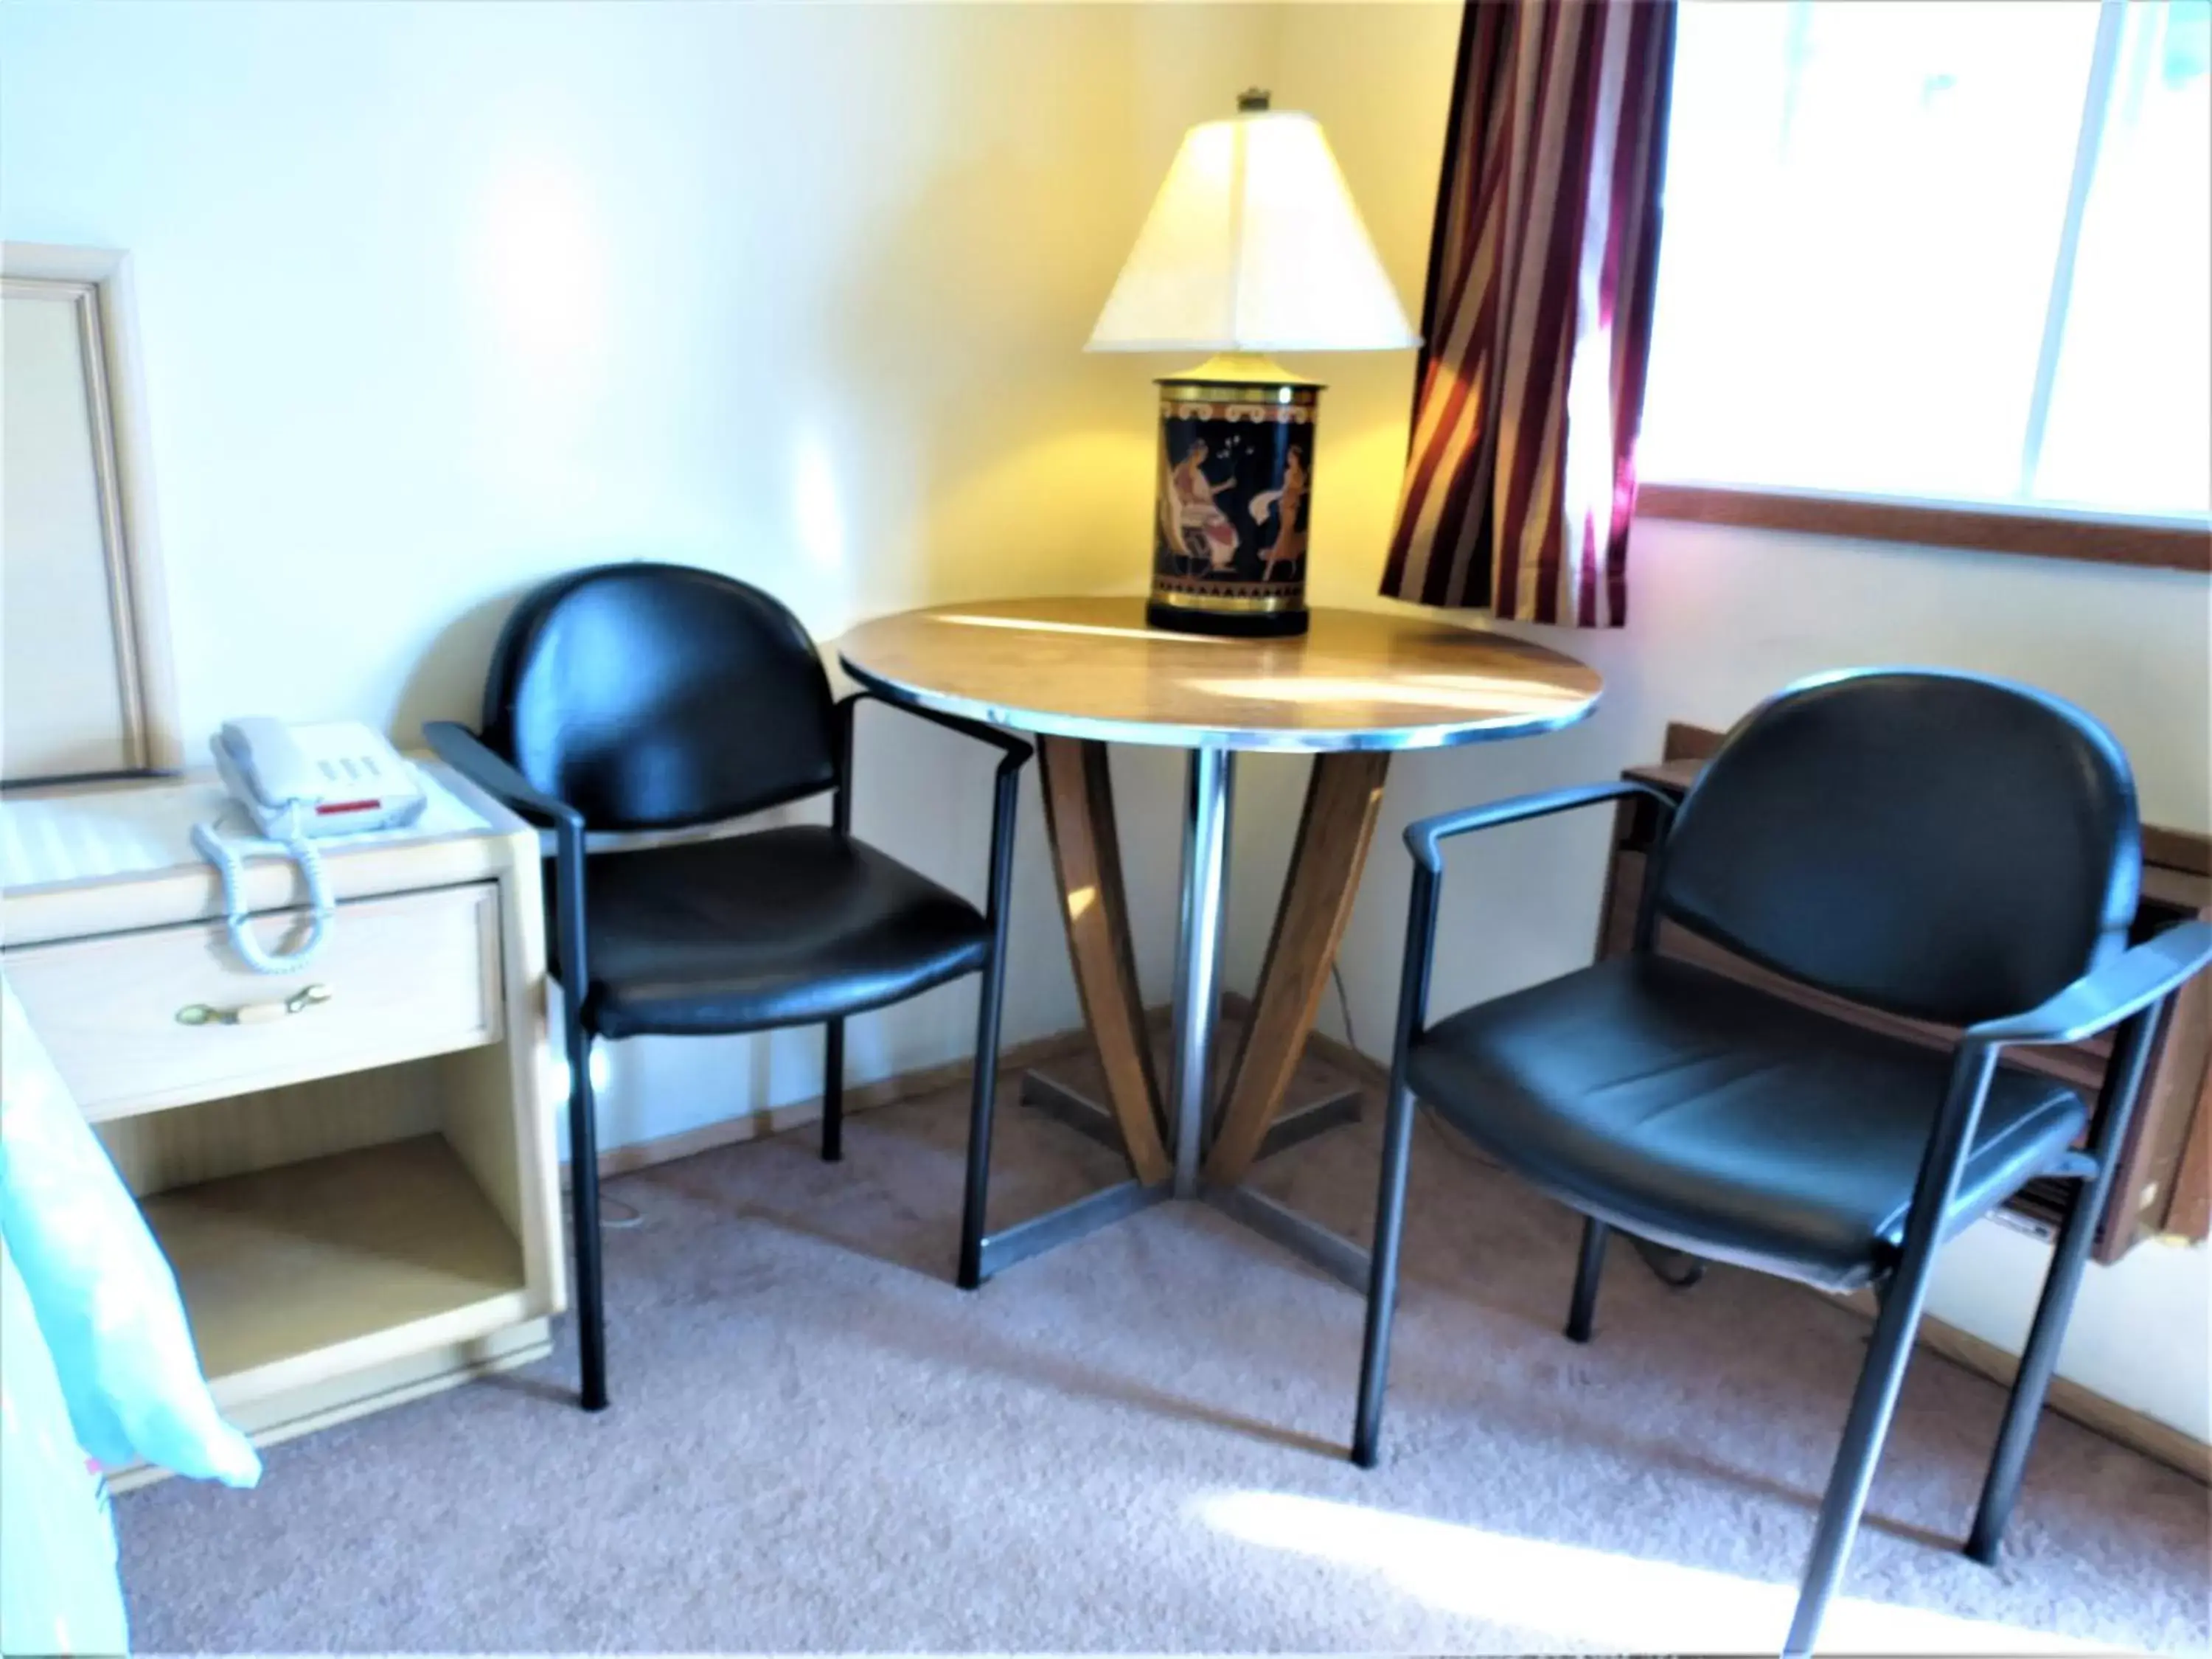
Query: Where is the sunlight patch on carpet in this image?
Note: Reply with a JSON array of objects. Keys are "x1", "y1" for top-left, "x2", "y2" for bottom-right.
[{"x1": 1194, "y1": 1489, "x2": 2113, "y2": 1655}]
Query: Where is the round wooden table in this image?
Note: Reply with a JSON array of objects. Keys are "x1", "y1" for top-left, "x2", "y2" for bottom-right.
[{"x1": 839, "y1": 597, "x2": 1602, "y2": 1281}]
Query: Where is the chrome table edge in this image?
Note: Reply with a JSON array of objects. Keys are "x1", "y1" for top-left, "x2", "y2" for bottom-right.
[{"x1": 836, "y1": 656, "x2": 1599, "y2": 756}]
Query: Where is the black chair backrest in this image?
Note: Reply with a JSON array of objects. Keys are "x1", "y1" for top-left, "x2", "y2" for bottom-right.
[
  {"x1": 1652, "y1": 669, "x2": 2140, "y2": 1026},
  {"x1": 481, "y1": 563, "x2": 838, "y2": 832}
]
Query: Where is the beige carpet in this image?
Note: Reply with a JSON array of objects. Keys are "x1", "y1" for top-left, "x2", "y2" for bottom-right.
[{"x1": 116, "y1": 1071, "x2": 2209, "y2": 1654}]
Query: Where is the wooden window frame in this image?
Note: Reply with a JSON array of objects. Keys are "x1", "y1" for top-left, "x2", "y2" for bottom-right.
[{"x1": 1636, "y1": 484, "x2": 2211, "y2": 576}]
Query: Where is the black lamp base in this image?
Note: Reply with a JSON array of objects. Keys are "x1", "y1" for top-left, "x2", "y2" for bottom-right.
[
  {"x1": 1146, "y1": 358, "x2": 1319, "y2": 640},
  {"x1": 1146, "y1": 599, "x2": 1309, "y2": 638}
]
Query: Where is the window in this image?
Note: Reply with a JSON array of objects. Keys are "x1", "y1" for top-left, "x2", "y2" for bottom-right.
[{"x1": 1641, "y1": 0, "x2": 2211, "y2": 524}]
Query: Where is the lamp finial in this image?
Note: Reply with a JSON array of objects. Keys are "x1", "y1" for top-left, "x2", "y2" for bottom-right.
[{"x1": 1237, "y1": 88, "x2": 1270, "y2": 113}]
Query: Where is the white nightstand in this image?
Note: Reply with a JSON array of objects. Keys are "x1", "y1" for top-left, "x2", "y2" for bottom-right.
[{"x1": 0, "y1": 761, "x2": 566, "y2": 1484}]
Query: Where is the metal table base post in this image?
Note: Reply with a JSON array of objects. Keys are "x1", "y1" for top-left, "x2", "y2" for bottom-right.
[
  {"x1": 971, "y1": 1178, "x2": 1169, "y2": 1282},
  {"x1": 1170, "y1": 748, "x2": 1234, "y2": 1197}
]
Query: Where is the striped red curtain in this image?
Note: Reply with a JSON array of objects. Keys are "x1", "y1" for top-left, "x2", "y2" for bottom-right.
[{"x1": 1380, "y1": 0, "x2": 1677, "y2": 626}]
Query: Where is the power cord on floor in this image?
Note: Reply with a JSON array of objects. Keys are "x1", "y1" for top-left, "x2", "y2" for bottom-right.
[
  {"x1": 1329, "y1": 961, "x2": 1360, "y2": 1058},
  {"x1": 599, "y1": 1194, "x2": 644, "y2": 1230},
  {"x1": 560, "y1": 1174, "x2": 645, "y2": 1228}
]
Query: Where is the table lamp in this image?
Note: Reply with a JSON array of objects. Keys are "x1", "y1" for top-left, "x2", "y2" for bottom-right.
[{"x1": 1089, "y1": 90, "x2": 1417, "y2": 637}]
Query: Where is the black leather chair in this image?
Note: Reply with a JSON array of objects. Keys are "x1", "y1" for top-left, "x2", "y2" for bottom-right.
[
  {"x1": 1349, "y1": 668, "x2": 2212, "y2": 1655},
  {"x1": 426, "y1": 563, "x2": 1031, "y2": 1413}
]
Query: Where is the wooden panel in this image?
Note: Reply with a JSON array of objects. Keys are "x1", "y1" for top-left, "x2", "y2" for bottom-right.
[
  {"x1": 1638, "y1": 483, "x2": 2211, "y2": 574},
  {"x1": 1205, "y1": 751, "x2": 1389, "y2": 1184},
  {"x1": 4, "y1": 881, "x2": 501, "y2": 1119},
  {"x1": 95, "y1": 1059, "x2": 445, "y2": 1196},
  {"x1": 2164, "y1": 1061, "x2": 2212, "y2": 1239},
  {"x1": 840, "y1": 598, "x2": 1601, "y2": 751},
  {"x1": 1660, "y1": 721, "x2": 1725, "y2": 762},
  {"x1": 1037, "y1": 736, "x2": 1169, "y2": 1183},
  {"x1": 1592, "y1": 800, "x2": 1648, "y2": 960},
  {"x1": 2118, "y1": 973, "x2": 2211, "y2": 1235},
  {"x1": 1606, "y1": 851, "x2": 2107, "y2": 1092},
  {"x1": 138, "y1": 1134, "x2": 531, "y2": 1414},
  {"x1": 2144, "y1": 824, "x2": 2212, "y2": 880}
]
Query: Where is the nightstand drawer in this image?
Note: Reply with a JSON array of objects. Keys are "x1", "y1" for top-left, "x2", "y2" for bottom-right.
[{"x1": 2, "y1": 883, "x2": 503, "y2": 1120}]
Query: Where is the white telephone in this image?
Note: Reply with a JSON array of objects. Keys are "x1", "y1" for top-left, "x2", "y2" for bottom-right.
[{"x1": 195, "y1": 720, "x2": 428, "y2": 973}]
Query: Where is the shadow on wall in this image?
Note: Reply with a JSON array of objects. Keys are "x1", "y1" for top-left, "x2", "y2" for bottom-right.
[
  {"x1": 390, "y1": 582, "x2": 540, "y2": 745},
  {"x1": 813, "y1": 154, "x2": 1158, "y2": 624}
]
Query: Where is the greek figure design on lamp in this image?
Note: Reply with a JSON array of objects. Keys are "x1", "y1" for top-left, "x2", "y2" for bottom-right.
[{"x1": 1090, "y1": 89, "x2": 1417, "y2": 637}]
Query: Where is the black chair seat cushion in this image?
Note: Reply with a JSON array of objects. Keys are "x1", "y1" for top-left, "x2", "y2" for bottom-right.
[
  {"x1": 568, "y1": 827, "x2": 990, "y2": 1039},
  {"x1": 1408, "y1": 954, "x2": 2087, "y2": 1290}
]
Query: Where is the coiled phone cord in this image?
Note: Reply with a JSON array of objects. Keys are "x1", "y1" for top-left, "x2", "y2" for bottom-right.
[{"x1": 191, "y1": 807, "x2": 336, "y2": 974}]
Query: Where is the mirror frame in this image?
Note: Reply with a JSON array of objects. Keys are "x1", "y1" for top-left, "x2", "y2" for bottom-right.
[{"x1": 2, "y1": 242, "x2": 181, "y2": 785}]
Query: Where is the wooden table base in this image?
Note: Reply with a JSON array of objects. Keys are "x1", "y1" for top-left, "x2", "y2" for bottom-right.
[{"x1": 967, "y1": 738, "x2": 1388, "y2": 1289}]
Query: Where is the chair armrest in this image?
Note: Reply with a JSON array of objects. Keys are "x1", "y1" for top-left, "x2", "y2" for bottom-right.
[
  {"x1": 423, "y1": 720, "x2": 593, "y2": 1012},
  {"x1": 422, "y1": 721, "x2": 582, "y2": 832},
  {"x1": 1404, "y1": 780, "x2": 1677, "y2": 873},
  {"x1": 1967, "y1": 920, "x2": 2212, "y2": 1051},
  {"x1": 844, "y1": 691, "x2": 1033, "y2": 774},
  {"x1": 1389, "y1": 780, "x2": 1680, "y2": 1052},
  {"x1": 835, "y1": 692, "x2": 1029, "y2": 930}
]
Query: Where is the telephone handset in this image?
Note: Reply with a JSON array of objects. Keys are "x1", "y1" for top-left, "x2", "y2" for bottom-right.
[{"x1": 195, "y1": 720, "x2": 428, "y2": 973}]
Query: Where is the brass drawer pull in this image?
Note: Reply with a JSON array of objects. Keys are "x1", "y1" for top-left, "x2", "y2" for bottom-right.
[{"x1": 177, "y1": 984, "x2": 335, "y2": 1027}]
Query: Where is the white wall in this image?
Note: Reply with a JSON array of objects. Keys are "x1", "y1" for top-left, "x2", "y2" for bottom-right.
[
  {"x1": 1265, "y1": 1, "x2": 2212, "y2": 1441},
  {"x1": 0, "y1": 0, "x2": 1277, "y2": 1150}
]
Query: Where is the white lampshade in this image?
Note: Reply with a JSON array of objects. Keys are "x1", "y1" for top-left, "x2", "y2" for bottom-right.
[{"x1": 1088, "y1": 106, "x2": 1418, "y2": 355}]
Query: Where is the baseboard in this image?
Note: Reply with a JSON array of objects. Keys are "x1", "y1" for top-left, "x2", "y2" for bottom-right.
[
  {"x1": 592, "y1": 1020, "x2": 1099, "y2": 1180},
  {"x1": 1833, "y1": 1288, "x2": 2209, "y2": 1484}
]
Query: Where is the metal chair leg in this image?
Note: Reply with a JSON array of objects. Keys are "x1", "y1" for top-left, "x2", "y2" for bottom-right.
[
  {"x1": 567, "y1": 1033, "x2": 609, "y2": 1413},
  {"x1": 1966, "y1": 1175, "x2": 2100, "y2": 1563},
  {"x1": 1565, "y1": 1216, "x2": 1609, "y2": 1343},
  {"x1": 1352, "y1": 1077, "x2": 1419, "y2": 1468},
  {"x1": 821, "y1": 1018, "x2": 845, "y2": 1163},
  {"x1": 957, "y1": 946, "x2": 1011, "y2": 1290},
  {"x1": 1969, "y1": 1006, "x2": 2163, "y2": 1565},
  {"x1": 1783, "y1": 1243, "x2": 1939, "y2": 1654}
]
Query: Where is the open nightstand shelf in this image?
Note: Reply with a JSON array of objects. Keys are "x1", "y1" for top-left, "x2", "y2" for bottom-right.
[{"x1": 142, "y1": 1133, "x2": 531, "y2": 1411}]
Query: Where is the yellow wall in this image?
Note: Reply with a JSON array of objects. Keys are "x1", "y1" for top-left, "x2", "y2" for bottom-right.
[{"x1": 1276, "y1": 1, "x2": 1461, "y2": 610}]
